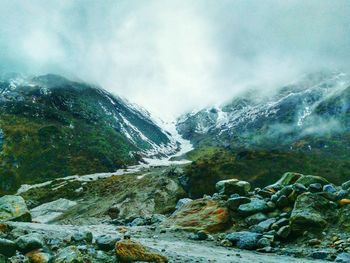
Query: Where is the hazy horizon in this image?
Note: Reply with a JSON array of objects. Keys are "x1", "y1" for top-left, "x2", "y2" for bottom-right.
[{"x1": 1, "y1": 0, "x2": 350, "y2": 120}]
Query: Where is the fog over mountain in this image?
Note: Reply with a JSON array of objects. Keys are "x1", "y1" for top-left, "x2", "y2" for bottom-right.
[{"x1": 1, "y1": 0, "x2": 350, "y2": 119}]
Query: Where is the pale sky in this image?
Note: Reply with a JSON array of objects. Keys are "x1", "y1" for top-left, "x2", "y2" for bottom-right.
[{"x1": 1, "y1": 0, "x2": 350, "y2": 120}]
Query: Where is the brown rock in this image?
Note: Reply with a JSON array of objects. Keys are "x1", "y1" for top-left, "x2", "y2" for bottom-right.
[
  {"x1": 115, "y1": 239, "x2": 168, "y2": 262},
  {"x1": 339, "y1": 199, "x2": 350, "y2": 206},
  {"x1": 26, "y1": 250, "x2": 52, "y2": 263},
  {"x1": 162, "y1": 198, "x2": 230, "y2": 233}
]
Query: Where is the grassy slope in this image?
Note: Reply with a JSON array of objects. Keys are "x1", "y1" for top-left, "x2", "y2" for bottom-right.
[
  {"x1": 184, "y1": 142, "x2": 350, "y2": 198},
  {"x1": 0, "y1": 113, "x2": 138, "y2": 194}
]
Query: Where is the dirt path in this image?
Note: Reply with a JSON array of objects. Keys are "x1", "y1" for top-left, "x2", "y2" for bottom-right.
[{"x1": 8, "y1": 222, "x2": 322, "y2": 263}]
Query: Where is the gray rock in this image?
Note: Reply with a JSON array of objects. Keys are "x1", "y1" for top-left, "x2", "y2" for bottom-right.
[
  {"x1": 30, "y1": 198, "x2": 77, "y2": 223},
  {"x1": 175, "y1": 198, "x2": 193, "y2": 210},
  {"x1": 0, "y1": 238, "x2": 16, "y2": 257},
  {"x1": 290, "y1": 192, "x2": 336, "y2": 231},
  {"x1": 336, "y1": 252, "x2": 350, "y2": 263},
  {"x1": 271, "y1": 218, "x2": 289, "y2": 230},
  {"x1": 310, "y1": 250, "x2": 333, "y2": 260},
  {"x1": 276, "y1": 195, "x2": 289, "y2": 208},
  {"x1": 225, "y1": 231, "x2": 262, "y2": 250},
  {"x1": 16, "y1": 233, "x2": 45, "y2": 253},
  {"x1": 238, "y1": 198, "x2": 268, "y2": 216},
  {"x1": 188, "y1": 231, "x2": 208, "y2": 241},
  {"x1": 323, "y1": 184, "x2": 337, "y2": 193},
  {"x1": 216, "y1": 179, "x2": 251, "y2": 196},
  {"x1": 130, "y1": 217, "x2": 146, "y2": 226},
  {"x1": 271, "y1": 186, "x2": 293, "y2": 202},
  {"x1": 226, "y1": 197, "x2": 251, "y2": 211},
  {"x1": 257, "y1": 237, "x2": 271, "y2": 248},
  {"x1": 54, "y1": 246, "x2": 84, "y2": 263},
  {"x1": 257, "y1": 218, "x2": 276, "y2": 232},
  {"x1": 277, "y1": 225, "x2": 291, "y2": 239},
  {"x1": 96, "y1": 234, "x2": 120, "y2": 251},
  {"x1": 245, "y1": 213, "x2": 268, "y2": 226},
  {"x1": 0, "y1": 195, "x2": 31, "y2": 222},
  {"x1": 71, "y1": 231, "x2": 93, "y2": 243}
]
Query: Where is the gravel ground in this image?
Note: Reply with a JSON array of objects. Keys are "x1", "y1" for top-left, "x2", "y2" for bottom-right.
[{"x1": 8, "y1": 222, "x2": 323, "y2": 263}]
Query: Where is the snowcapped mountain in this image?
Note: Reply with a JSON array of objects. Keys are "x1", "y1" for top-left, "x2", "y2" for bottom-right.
[
  {"x1": 177, "y1": 71, "x2": 350, "y2": 151},
  {"x1": 0, "y1": 74, "x2": 182, "y2": 193},
  {"x1": 176, "y1": 71, "x2": 350, "y2": 197}
]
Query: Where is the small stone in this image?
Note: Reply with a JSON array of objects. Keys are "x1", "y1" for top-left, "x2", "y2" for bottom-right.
[
  {"x1": 271, "y1": 218, "x2": 289, "y2": 230},
  {"x1": 54, "y1": 246, "x2": 84, "y2": 263},
  {"x1": 96, "y1": 234, "x2": 121, "y2": 251},
  {"x1": 323, "y1": 184, "x2": 337, "y2": 194},
  {"x1": 308, "y1": 238, "x2": 321, "y2": 246},
  {"x1": 277, "y1": 225, "x2": 290, "y2": 239},
  {"x1": 257, "y1": 237, "x2": 271, "y2": 248},
  {"x1": 225, "y1": 231, "x2": 262, "y2": 250},
  {"x1": 188, "y1": 231, "x2": 208, "y2": 241},
  {"x1": 256, "y1": 218, "x2": 276, "y2": 232},
  {"x1": 310, "y1": 250, "x2": 332, "y2": 260},
  {"x1": 71, "y1": 231, "x2": 93, "y2": 243},
  {"x1": 220, "y1": 239, "x2": 232, "y2": 247},
  {"x1": 226, "y1": 197, "x2": 251, "y2": 211},
  {"x1": 216, "y1": 179, "x2": 251, "y2": 196},
  {"x1": 245, "y1": 213, "x2": 268, "y2": 226}
]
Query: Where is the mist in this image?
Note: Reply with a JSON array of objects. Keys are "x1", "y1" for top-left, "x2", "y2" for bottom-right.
[{"x1": 1, "y1": 0, "x2": 350, "y2": 120}]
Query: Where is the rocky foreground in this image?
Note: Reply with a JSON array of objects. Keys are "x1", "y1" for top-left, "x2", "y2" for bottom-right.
[{"x1": 1, "y1": 167, "x2": 350, "y2": 262}]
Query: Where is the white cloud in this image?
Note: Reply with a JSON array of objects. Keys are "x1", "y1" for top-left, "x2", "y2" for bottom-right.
[{"x1": 1, "y1": 0, "x2": 350, "y2": 120}]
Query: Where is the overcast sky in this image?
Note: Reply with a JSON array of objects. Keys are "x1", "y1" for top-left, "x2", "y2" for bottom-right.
[{"x1": 1, "y1": 0, "x2": 350, "y2": 120}]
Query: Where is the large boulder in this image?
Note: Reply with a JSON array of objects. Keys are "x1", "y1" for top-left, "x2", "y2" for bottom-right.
[
  {"x1": 215, "y1": 179, "x2": 251, "y2": 196},
  {"x1": 225, "y1": 231, "x2": 262, "y2": 250},
  {"x1": 115, "y1": 239, "x2": 168, "y2": 263},
  {"x1": 290, "y1": 192, "x2": 336, "y2": 232},
  {"x1": 162, "y1": 199, "x2": 230, "y2": 233},
  {"x1": 295, "y1": 175, "x2": 329, "y2": 187},
  {"x1": 0, "y1": 195, "x2": 31, "y2": 222},
  {"x1": 30, "y1": 198, "x2": 77, "y2": 223}
]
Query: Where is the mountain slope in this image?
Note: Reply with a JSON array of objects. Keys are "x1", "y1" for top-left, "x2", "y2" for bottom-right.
[
  {"x1": 176, "y1": 72, "x2": 350, "y2": 197},
  {"x1": 0, "y1": 74, "x2": 179, "y2": 194}
]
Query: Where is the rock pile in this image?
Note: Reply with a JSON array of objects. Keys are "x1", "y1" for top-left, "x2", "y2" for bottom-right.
[{"x1": 167, "y1": 172, "x2": 350, "y2": 260}]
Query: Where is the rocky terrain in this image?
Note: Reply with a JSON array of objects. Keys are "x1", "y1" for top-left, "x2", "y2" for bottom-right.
[{"x1": 1, "y1": 165, "x2": 350, "y2": 262}]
